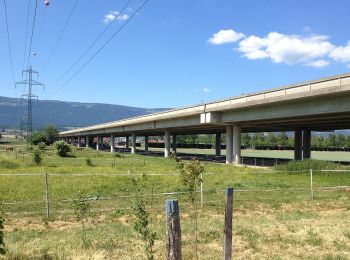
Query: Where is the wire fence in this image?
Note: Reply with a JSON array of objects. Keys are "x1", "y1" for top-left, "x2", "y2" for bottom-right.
[{"x1": 1, "y1": 169, "x2": 350, "y2": 217}]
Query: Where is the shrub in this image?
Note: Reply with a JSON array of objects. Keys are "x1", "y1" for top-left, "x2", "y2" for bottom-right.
[
  {"x1": 33, "y1": 148, "x2": 42, "y2": 165},
  {"x1": 44, "y1": 124, "x2": 59, "y2": 145},
  {"x1": 54, "y1": 141, "x2": 71, "y2": 157},
  {"x1": 274, "y1": 159, "x2": 343, "y2": 173},
  {"x1": 28, "y1": 131, "x2": 46, "y2": 145},
  {"x1": 85, "y1": 158, "x2": 93, "y2": 167},
  {"x1": 37, "y1": 142, "x2": 47, "y2": 151},
  {"x1": 71, "y1": 192, "x2": 91, "y2": 248}
]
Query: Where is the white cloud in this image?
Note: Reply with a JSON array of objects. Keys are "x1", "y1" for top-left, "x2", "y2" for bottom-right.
[
  {"x1": 203, "y1": 87, "x2": 211, "y2": 93},
  {"x1": 305, "y1": 59, "x2": 329, "y2": 68},
  {"x1": 329, "y1": 42, "x2": 350, "y2": 63},
  {"x1": 208, "y1": 29, "x2": 245, "y2": 45},
  {"x1": 237, "y1": 32, "x2": 334, "y2": 66},
  {"x1": 103, "y1": 11, "x2": 129, "y2": 23}
]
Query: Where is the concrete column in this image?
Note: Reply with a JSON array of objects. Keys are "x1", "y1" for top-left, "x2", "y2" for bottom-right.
[
  {"x1": 126, "y1": 136, "x2": 129, "y2": 149},
  {"x1": 226, "y1": 126, "x2": 233, "y2": 164},
  {"x1": 172, "y1": 135, "x2": 177, "y2": 153},
  {"x1": 233, "y1": 126, "x2": 241, "y2": 164},
  {"x1": 294, "y1": 130, "x2": 302, "y2": 160},
  {"x1": 215, "y1": 133, "x2": 221, "y2": 156},
  {"x1": 144, "y1": 136, "x2": 149, "y2": 152},
  {"x1": 77, "y1": 137, "x2": 81, "y2": 147},
  {"x1": 110, "y1": 134, "x2": 115, "y2": 153},
  {"x1": 131, "y1": 133, "x2": 136, "y2": 154},
  {"x1": 71, "y1": 137, "x2": 74, "y2": 144},
  {"x1": 96, "y1": 136, "x2": 100, "y2": 151},
  {"x1": 86, "y1": 136, "x2": 90, "y2": 148},
  {"x1": 164, "y1": 129, "x2": 170, "y2": 158},
  {"x1": 303, "y1": 130, "x2": 311, "y2": 159}
]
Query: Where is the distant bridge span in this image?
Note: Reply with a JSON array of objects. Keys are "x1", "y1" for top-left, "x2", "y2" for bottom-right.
[{"x1": 60, "y1": 73, "x2": 350, "y2": 164}]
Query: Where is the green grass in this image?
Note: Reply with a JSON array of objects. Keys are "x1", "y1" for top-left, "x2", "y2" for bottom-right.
[{"x1": 0, "y1": 138, "x2": 350, "y2": 259}]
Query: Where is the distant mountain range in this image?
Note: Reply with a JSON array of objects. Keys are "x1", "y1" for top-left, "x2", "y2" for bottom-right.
[{"x1": 0, "y1": 96, "x2": 168, "y2": 130}]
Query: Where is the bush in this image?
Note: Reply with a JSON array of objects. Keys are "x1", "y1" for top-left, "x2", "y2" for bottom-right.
[
  {"x1": 33, "y1": 148, "x2": 42, "y2": 165},
  {"x1": 44, "y1": 124, "x2": 59, "y2": 145},
  {"x1": 85, "y1": 158, "x2": 93, "y2": 166},
  {"x1": 38, "y1": 142, "x2": 47, "y2": 151},
  {"x1": 54, "y1": 141, "x2": 71, "y2": 157},
  {"x1": 274, "y1": 159, "x2": 343, "y2": 173},
  {"x1": 28, "y1": 132, "x2": 46, "y2": 145}
]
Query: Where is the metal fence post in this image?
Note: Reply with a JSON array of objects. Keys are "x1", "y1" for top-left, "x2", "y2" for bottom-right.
[
  {"x1": 224, "y1": 187, "x2": 234, "y2": 260},
  {"x1": 310, "y1": 169, "x2": 314, "y2": 199},
  {"x1": 45, "y1": 172, "x2": 50, "y2": 218},
  {"x1": 166, "y1": 199, "x2": 182, "y2": 260}
]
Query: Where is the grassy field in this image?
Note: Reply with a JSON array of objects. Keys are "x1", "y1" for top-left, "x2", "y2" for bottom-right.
[{"x1": 0, "y1": 138, "x2": 350, "y2": 259}]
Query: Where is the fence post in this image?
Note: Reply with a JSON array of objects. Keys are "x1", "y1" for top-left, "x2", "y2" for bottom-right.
[
  {"x1": 310, "y1": 169, "x2": 314, "y2": 199},
  {"x1": 224, "y1": 187, "x2": 234, "y2": 260},
  {"x1": 166, "y1": 199, "x2": 182, "y2": 260},
  {"x1": 45, "y1": 172, "x2": 50, "y2": 218},
  {"x1": 200, "y1": 173, "x2": 203, "y2": 207}
]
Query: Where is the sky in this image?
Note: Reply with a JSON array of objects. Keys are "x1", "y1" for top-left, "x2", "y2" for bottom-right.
[{"x1": 1, "y1": 0, "x2": 350, "y2": 108}]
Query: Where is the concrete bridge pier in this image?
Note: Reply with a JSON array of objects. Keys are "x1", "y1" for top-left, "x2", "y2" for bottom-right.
[
  {"x1": 215, "y1": 133, "x2": 221, "y2": 156},
  {"x1": 294, "y1": 130, "x2": 303, "y2": 160},
  {"x1": 303, "y1": 130, "x2": 311, "y2": 159},
  {"x1": 165, "y1": 130, "x2": 170, "y2": 158},
  {"x1": 144, "y1": 136, "x2": 149, "y2": 152},
  {"x1": 86, "y1": 136, "x2": 90, "y2": 148},
  {"x1": 172, "y1": 135, "x2": 177, "y2": 153},
  {"x1": 226, "y1": 126, "x2": 233, "y2": 164},
  {"x1": 131, "y1": 133, "x2": 136, "y2": 154},
  {"x1": 233, "y1": 126, "x2": 241, "y2": 164},
  {"x1": 77, "y1": 137, "x2": 81, "y2": 147},
  {"x1": 96, "y1": 136, "x2": 100, "y2": 151},
  {"x1": 126, "y1": 136, "x2": 129, "y2": 149},
  {"x1": 110, "y1": 134, "x2": 115, "y2": 153}
]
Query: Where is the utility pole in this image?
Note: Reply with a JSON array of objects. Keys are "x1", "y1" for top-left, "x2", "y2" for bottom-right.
[{"x1": 16, "y1": 66, "x2": 44, "y2": 138}]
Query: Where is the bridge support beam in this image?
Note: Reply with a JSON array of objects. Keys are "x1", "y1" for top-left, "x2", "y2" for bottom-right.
[
  {"x1": 96, "y1": 136, "x2": 100, "y2": 151},
  {"x1": 165, "y1": 130, "x2": 170, "y2": 158},
  {"x1": 215, "y1": 133, "x2": 221, "y2": 156},
  {"x1": 294, "y1": 130, "x2": 302, "y2": 160},
  {"x1": 303, "y1": 130, "x2": 311, "y2": 159},
  {"x1": 77, "y1": 137, "x2": 81, "y2": 147},
  {"x1": 172, "y1": 135, "x2": 177, "y2": 153},
  {"x1": 110, "y1": 134, "x2": 115, "y2": 153},
  {"x1": 233, "y1": 126, "x2": 241, "y2": 164},
  {"x1": 86, "y1": 136, "x2": 90, "y2": 148},
  {"x1": 131, "y1": 133, "x2": 136, "y2": 154},
  {"x1": 144, "y1": 136, "x2": 149, "y2": 152},
  {"x1": 226, "y1": 126, "x2": 233, "y2": 164}
]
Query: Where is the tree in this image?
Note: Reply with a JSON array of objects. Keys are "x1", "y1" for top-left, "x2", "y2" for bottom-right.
[
  {"x1": 33, "y1": 148, "x2": 42, "y2": 165},
  {"x1": 241, "y1": 133, "x2": 251, "y2": 146},
  {"x1": 277, "y1": 132, "x2": 288, "y2": 147},
  {"x1": 326, "y1": 133, "x2": 337, "y2": 147},
  {"x1": 252, "y1": 133, "x2": 265, "y2": 146},
  {"x1": 265, "y1": 133, "x2": 278, "y2": 146},
  {"x1": 44, "y1": 124, "x2": 59, "y2": 145}
]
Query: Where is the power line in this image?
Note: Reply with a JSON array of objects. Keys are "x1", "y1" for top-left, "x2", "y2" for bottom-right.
[
  {"x1": 26, "y1": 0, "x2": 39, "y2": 69},
  {"x1": 51, "y1": 0, "x2": 132, "y2": 86},
  {"x1": 22, "y1": 0, "x2": 32, "y2": 72},
  {"x1": 41, "y1": 0, "x2": 80, "y2": 74},
  {"x1": 49, "y1": 0, "x2": 150, "y2": 98},
  {"x1": 2, "y1": 0, "x2": 16, "y2": 86}
]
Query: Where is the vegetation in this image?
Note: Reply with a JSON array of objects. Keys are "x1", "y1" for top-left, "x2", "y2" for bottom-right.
[
  {"x1": 71, "y1": 192, "x2": 91, "y2": 248},
  {"x1": 54, "y1": 140, "x2": 71, "y2": 157},
  {"x1": 131, "y1": 173, "x2": 156, "y2": 260},
  {"x1": 0, "y1": 200, "x2": 5, "y2": 255},
  {"x1": 44, "y1": 124, "x2": 59, "y2": 145},
  {"x1": 32, "y1": 148, "x2": 43, "y2": 165},
  {"x1": 37, "y1": 141, "x2": 47, "y2": 151},
  {"x1": 0, "y1": 138, "x2": 349, "y2": 258},
  {"x1": 274, "y1": 159, "x2": 344, "y2": 172},
  {"x1": 28, "y1": 131, "x2": 46, "y2": 145}
]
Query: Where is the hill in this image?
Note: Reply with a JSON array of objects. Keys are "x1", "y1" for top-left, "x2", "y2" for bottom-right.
[{"x1": 0, "y1": 96, "x2": 168, "y2": 130}]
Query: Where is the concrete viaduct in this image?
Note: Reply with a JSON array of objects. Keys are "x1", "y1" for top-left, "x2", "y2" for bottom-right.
[{"x1": 59, "y1": 73, "x2": 350, "y2": 164}]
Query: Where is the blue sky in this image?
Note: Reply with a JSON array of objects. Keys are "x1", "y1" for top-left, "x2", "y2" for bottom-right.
[{"x1": 1, "y1": 0, "x2": 350, "y2": 108}]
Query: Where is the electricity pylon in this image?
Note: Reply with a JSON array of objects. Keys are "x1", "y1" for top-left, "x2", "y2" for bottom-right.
[{"x1": 16, "y1": 66, "x2": 45, "y2": 137}]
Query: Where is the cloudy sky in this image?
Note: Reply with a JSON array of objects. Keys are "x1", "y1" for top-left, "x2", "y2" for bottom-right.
[{"x1": 1, "y1": 0, "x2": 350, "y2": 108}]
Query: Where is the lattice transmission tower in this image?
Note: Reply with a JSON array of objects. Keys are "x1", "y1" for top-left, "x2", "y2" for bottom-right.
[{"x1": 16, "y1": 66, "x2": 45, "y2": 137}]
